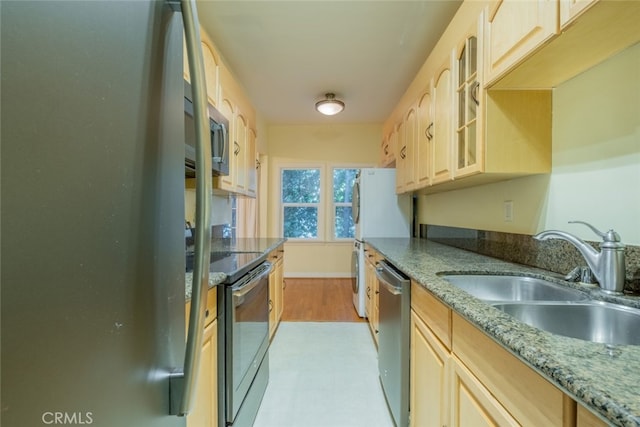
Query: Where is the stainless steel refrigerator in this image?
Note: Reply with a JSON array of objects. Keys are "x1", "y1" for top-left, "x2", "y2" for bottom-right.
[{"x1": 1, "y1": 1, "x2": 195, "y2": 425}]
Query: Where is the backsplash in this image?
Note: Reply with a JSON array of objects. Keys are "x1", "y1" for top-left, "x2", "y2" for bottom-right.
[{"x1": 424, "y1": 225, "x2": 640, "y2": 294}]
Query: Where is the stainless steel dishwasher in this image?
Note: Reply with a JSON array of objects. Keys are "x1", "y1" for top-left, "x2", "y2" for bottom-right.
[{"x1": 376, "y1": 259, "x2": 410, "y2": 427}]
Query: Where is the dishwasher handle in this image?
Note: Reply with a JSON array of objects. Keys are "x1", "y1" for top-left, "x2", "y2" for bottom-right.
[{"x1": 375, "y1": 260, "x2": 409, "y2": 296}]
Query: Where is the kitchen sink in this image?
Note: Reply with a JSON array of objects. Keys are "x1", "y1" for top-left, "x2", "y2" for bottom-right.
[
  {"x1": 441, "y1": 274, "x2": 589, "y2": 302},
  {"x1": 492, "y1": 302, "x2": 640, "y2": 345}
]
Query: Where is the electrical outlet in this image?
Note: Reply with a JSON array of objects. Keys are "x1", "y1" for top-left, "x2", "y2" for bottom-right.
[{"x1": 504, "y1": 200, "x2": 514, "y2": 222}]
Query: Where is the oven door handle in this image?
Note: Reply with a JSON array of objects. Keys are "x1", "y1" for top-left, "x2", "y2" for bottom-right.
[
  {"x1": 169, "y1": 0, "x2": 212, "y2": 417},
  {"x1": 232, "y1": 263, "x2": 272, "y2": 299}
]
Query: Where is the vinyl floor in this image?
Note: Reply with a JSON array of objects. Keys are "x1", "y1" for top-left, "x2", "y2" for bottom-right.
[{"x1": 253, "y1": 322, "x2": 395, "y2": 427}]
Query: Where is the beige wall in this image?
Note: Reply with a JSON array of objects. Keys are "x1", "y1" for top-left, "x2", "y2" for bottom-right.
[
  {"x1": 418, "y1": 43, "x2": 640, "y2": 245},
  {"x1": 265, "y1": 123, "x2": 382, "y2": 277}
]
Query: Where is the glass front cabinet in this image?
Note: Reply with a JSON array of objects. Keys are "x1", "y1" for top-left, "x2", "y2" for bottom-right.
[{"x1": 454, "y1": 19, "x2": 483, "y2": 179}]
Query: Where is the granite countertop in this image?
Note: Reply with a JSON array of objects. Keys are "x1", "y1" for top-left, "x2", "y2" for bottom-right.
[
  {"x1": 365, "y1": 238, "x2": 640, "y2": 427},
  {"x1": 185, "y1": 237, "x2": 286, "y2": 300}
]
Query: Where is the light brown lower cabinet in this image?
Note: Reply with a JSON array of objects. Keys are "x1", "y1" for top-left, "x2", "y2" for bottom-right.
[
  {"x1": 187, "y1": 318, "x2": 218, "y2": 427},
  {"x1": 410, "y1": 310, "x2": 450, "y2": 427},
  {"x1": 269, "y1": 245, "x2": 285, "y2": 340},
  {"x1": 577, "y1": 404, "x2": 608, "y2": 427},
  {"x1": 410, "y1": 281, "x2": 599, "y2": 427},
  {"x1": 185, "y1": 287, "x2": 218, "y2": 427},
  {"x1": 364, "y1": 248, "x2": 379, "y2": 346},
  {"x1": 450, "y1": 354, "x2": 518, "y2": 426}
]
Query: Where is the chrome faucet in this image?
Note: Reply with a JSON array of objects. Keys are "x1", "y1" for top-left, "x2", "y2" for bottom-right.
[{"x1": 534, "y1": 221, "x2": 626, "y2": 294}]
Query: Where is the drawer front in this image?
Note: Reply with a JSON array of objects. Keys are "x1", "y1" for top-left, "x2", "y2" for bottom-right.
[{"x1": 411, "y1": 281, "x2": 451, "y2": 350}]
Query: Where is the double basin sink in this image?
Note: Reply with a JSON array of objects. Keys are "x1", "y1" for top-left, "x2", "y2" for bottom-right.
[{"x1": 441, "y1": 274, "x2": 640, "y2": 346}]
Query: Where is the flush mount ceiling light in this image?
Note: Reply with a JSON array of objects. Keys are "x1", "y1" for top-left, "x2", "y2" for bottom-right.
[{"x1": 315, "y1": 93, "x2": 345, "y2": 116}]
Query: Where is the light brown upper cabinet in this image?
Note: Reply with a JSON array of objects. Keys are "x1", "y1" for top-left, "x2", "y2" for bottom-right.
[
  {"x1": 395, "y1": 121, "x2": 407, "y2": 193},
  {"x1": 379, "y1": 132, "x2": 395, "y2": 168},
  {"x1": 483, "y1": 0, "x2": 558, "y2": 86},
  {"x1": 184, "y1": 29, "x2": 258, "y2": 198},
  {"x1": 400, "y1": 105, "x2": 418, "y2": 192},
  {"x1": 489, "y1": 0, "x2": 640, "y2": 89},
  {"x1": 183, "y1": 34, "x2": 220, "y2": 108},
  {"x1": 201, "y1": 42, "x2": 219, "y2": 108},
  {"x1": 385, "y1": 0, "x2": 640, "y2": 194},
  {"x1": 559, "y1": 0, "x2": 598, "y2": 28},
  {"x1": 246, "y1": 128, "x2": 257, "y2": 198},
  {"x1": 431, "y1": 58, "x2": 454, "y2": 186},
  {"x1": 416, "y1": 89, "x2": 432, "y2": 189},
  {"x1": 454, "y1": 18, "x2": 482, "y2": 180},
  {"x1": 214, "y1": 63, "x2": 257, "y2": 198}
]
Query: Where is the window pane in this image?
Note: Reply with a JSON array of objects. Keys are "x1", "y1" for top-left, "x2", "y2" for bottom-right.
[
  {"x1": 283, "y1": 207, "x2": 318, "y2": 238},
  {"x1": 334, "y1": 206, "x2": 355, "y2": 238},
  {"x1": 333, "y1": 168, "x2": 358, "y2": 203},
  {"x1": 281, "y1": 169, "x2": 320, "y2": 203}
]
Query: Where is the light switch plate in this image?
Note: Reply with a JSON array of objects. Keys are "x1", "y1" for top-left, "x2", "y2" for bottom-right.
[{"x1": 504, "y1": 200, "x2": 514, "y2": 222}]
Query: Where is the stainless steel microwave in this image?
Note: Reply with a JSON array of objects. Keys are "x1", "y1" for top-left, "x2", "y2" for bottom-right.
[{"x1": 184, "y1": 80, "x2": 229, "y2": 178}]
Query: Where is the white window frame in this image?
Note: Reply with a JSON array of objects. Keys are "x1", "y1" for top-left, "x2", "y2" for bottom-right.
[
  {"x1": 280, "y1": 165, "x2": 324, "y2": 241},
  {"x1": 278, "y1": 162, "x2": 371, "y2": 242},
  {"x1": 331, "y1": 166, "x2": 359, "y2": 241}
]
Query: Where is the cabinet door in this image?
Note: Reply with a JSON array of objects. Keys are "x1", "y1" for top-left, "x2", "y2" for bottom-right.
[
  {"x1": 450, "y1": 356, "x2": 519, "y2": 427},
  {"x1": 246, "y1": 127, "x2": 257, "y2": 197},
  {"x1": 201, "y1": 42, "x2": 219, "y2": 107},
  {"x1": 187, "y1": 319, "x2": 218, "y2": 427},
  {"x1": 416, "y1": 90, "x2": 432, "y2": 188},
  {"x1": 484, "y1": 0, "x2": 558, "y2": 85},
  {"x1": 268, "y1": 267, "x2": 277, "y2": 339},
  {"x1": 560, "y1": 0, "x2": 598, "y2": 28},
  {"x1": 217, "y1": 97, "x2": 235, "y2": 192},
  {"x1": 364, "y1": 255, "x2": 378, "y2": 344},
  {"x1": 455, "y1": 24, "x2": 483, "y2": 179},
  {"x1": 404, "y1": 106, "x2": 417, "y2": 191},
  {"x1": 577, "y1": 403, "x2": 608, "y2": 427},
  {"x1": 275, "y1": 257, "x2": 284, "y2": 322},
  {"x1": 431, "y1": 61, "x2": 453, "y2": 185},
  {"x1": 380, "y1": 134, "x2": 394, "y2": 167},
  {"x1": 234, "y1": 112, "x2": 248, "y2": 193},
  {"x1": 395, "y1": 121, "x2": 406, "y2": 193},
  {"x1": 388, "y1": 127, "x2": 398, "y2": 169},
  {"x1": 410, "y1": 311, "x2": 450, "y2": 427}
]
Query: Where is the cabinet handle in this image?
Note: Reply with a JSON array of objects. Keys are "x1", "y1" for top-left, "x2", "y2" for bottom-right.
[
  {"x1": 400, "y1": 146, "x2": 407, "y2": 159},
  {"x1": 282, "y1": 279, "x2": 286, "y2": 290},
  {"x1": 384, "y1": 145, "x2": 389, "y2": 155},
  {"x1": 269, "y1": 299, "x2": 273, "y2": 312},
  {"x1": 425, "y1": 123, "x2": 433, "y2": 140},
  {"x1": 471, "y1": 81, "x2": 480, "y2": 106},
  {"x1": 234, "y1": 141, "x2": 240, "y2": 156}
]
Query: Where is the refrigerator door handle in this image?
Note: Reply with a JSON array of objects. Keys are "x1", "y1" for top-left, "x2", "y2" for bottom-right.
[{"x1": 169, "y1": 0, "x2": 213, "y2": 417}]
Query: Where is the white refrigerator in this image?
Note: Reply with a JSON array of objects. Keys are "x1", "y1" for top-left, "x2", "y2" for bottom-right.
[{"x1": 351, "y1": 168, "x2": 411, "y2": 317}]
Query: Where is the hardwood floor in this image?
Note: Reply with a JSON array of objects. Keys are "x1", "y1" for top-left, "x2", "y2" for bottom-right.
[{"x1": 281, "y1": 278, "x2": 365, "y2": 322}]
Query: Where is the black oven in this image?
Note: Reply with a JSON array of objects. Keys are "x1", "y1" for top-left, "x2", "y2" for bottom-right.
[
  {"x1": 218, "y1": 259, "x2": 272, "y2": 427},
  {"x1": 184, "y1": 80, "x2": 229, "y2": 178}
]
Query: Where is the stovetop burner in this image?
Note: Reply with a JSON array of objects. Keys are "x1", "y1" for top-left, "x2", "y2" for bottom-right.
[{"x1": 186, "y1": 251, "x2": 266, "y2": 284}]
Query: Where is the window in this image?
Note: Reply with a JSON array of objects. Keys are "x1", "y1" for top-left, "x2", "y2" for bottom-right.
[
  {"x1": 281, "y1": 168, "x2": 321, "y2": 239},
  {"x1": 333, "y1": 168, "x2": 358, "y2": 239},
  {"x1": 280, "y1": 165, "x2": 362, "y2": 241}
]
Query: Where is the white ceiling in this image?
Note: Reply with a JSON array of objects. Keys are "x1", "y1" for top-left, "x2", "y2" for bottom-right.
[{"x1": 196, "y1": 0, "x2": 462, "y2": 125}]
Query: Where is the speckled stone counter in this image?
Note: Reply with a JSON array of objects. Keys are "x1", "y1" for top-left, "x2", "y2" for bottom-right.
[
  {"x1": 185, "y1": 237, "x2": 286, "y2": 300},
  {"x1": 365, "y1": 238, "x2": 640, "y2": 427}
]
